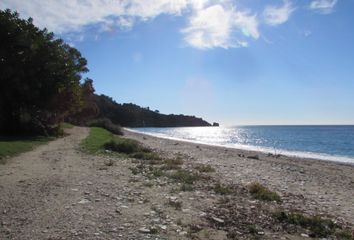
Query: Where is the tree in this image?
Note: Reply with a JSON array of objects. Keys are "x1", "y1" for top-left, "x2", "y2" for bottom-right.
[{"x1": 0, "y1": 9, "x2": 88, "y2": 135}]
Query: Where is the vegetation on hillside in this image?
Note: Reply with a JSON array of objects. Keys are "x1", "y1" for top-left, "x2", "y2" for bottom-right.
[
  {"x1": 0, "y1": 9, "x2": 90, "y2": 136},
  {"x1": 92, "y1": 94, "x2": 212, "y2": 127},
  {"x1": 0, "y1": 9, "x2": 214, "y2": 138}
]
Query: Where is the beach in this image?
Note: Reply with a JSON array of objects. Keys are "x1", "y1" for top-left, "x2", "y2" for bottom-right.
[
  {"x1": 0, "y1": 127, "x2": 353, "y2": 239},
  {"x1": 125, "y1": 129, "x2": 354, "y2": 225}
]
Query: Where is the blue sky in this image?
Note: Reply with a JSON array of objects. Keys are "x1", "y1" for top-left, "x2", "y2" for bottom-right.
[{"x1": 2, "y1": 0, "x2": 354, "y2": 125}]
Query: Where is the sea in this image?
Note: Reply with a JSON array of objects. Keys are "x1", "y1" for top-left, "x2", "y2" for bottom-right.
[{"x1": 129, "y1": 125, "x2": 354, "y2": 164}]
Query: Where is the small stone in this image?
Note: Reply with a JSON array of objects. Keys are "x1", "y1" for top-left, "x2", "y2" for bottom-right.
[
  {"x1": 301, "y1": 233, "x2": 309, "y2": 238},
  {"x1": 138, "y1": 227, "x2": 151, "y2": 233},
  {"x1": 257, "y1": 231, "x2": 265, "y2": 235},
  {"x1": 212, "y1": 217, "x2": 224, "y2": 223},
  {"x1": 78, "y1": 199, "x2": 90, "y2": 204},
  {"x1": 71, "y1": 188, "x2": 79, "y2": 192}
]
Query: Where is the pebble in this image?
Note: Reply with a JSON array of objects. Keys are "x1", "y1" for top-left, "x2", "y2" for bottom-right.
[
  {"x1": 212, "y1": 217, "x2": 224, "y2": 223},
  {"x1": 138, "y1": 227, "x2": 151, "y2": 233},
  {"x1": 78, "y1": 199, "x2": 90, "y2": 204},
  {"x1": 301, "y1": 233, "x2": 309, "y2": 238}
]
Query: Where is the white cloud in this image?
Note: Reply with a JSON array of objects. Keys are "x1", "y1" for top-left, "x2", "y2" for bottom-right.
[
  {"x1": 181, "y1": 3, "x2": 259, "y2": 49},
  {"x1": 0, "y1": 0, "x2": 190, "y2": 33},
  {"x1": 0, "y1": 0, "x2": 259, "y2": 49},
  {"x1": 263, "y1": 0, "x2": 295, "y2": 26},
  {"x1": 309, "y1": 0, "x2": 338, "y2": 14}
]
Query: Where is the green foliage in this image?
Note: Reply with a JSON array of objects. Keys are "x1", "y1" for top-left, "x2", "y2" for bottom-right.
[
  {"x1": 0, "y1": 9, "x2": 88, "y2": 135},
  {"x1": 60, "y1": 122, "x2": 74, "y2": 129},
  {"x1": 104, "y1": 139, "x2": 140, "y2": 154},
  {"x1": 88, "y1": 118, "x2": 123, "y2": 135},
  {"x1": 249, "y1": 182, "x2": 281, "y2": 202},
  {"x1": 94, "y1": 94, "x2": 212, "y2": 127},
  {"x1": 273, "y1": 211, "x2": 338, "y2": 238},
  {"x1": 0, "y1": 136, "x2": 51, "y2": 162},
  {"x1": 169, "y1": 169, "x2": 200, "y2": 184},
  {"x1": 214, "y1": 183, "x2": 233, "y2": 195},
  {"x1": 335, "y1": 229, "x2": 354, "y2": 240},
  {"x1": 180, "y1": 184, "x2": 194, "y2": 191},
  {"x1": 81, "y1": 127, "x2": 113, "y2": 154},
  {"x1": 161, "y1": 158, "x2": 184, "y2": 170},
  {"x1": 195, "y1": 164, "x2": 215, "y2": 173}
]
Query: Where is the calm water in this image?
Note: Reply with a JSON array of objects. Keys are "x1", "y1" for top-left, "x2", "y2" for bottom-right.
[{"x1": 130, "y1": 125, "x2": 354, "y2": 164}]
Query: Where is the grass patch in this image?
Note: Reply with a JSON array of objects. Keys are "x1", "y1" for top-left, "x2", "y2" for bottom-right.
[
  {"x1": 150, "y1": 168, "x2": 165, "y2": 178},
  {"x1": 88, "y1": 118, "x2": 123, "y2": 135},
  {"x1": 60, "y1": 122, "x2": 74, "y2": 129},
  {"x1": 335, "y1": 229, "x2": 354, "y2": 240},
  {"x1": 81, "y1": 127, "x2": 160, "y2": 160},
  {"x1": 0, "y1": 136, "x2": 52, "y2": 162},
  {"x1": 214, "y1": 183, "x2": 233, "y2": 195},
  {"x1": 249, "y1": 182, "x2": 281, "y2": 202},
  {"x1": 169, "y1": 169, "x2": 200, "y2": 184},
  {"x1": 81, "y1": 127, "x2": 114, "y2": 154},
  {"x1": 180, "y1": 184, "x2": 194, "y2": 191},
  {"x1": 273, "y1": 211, "x2": 338, "y2": 238},
  {"x1": 161, "y1": 158, "x2": 184, "y2": 170},
  {"x1": 195, "y1": 164, "x2": 215, "y2": 173}
]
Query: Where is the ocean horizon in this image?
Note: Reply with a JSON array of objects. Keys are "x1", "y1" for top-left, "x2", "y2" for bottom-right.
[{"x1": 129, "y1": 125, "x2": 354, "y2": 164}]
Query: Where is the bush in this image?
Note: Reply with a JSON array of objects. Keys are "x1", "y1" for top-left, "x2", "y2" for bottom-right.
[
  {"x1": 214, "y1": 183, "x2": 233, "y2": 195},
  {"x1": 169, "y1": 169, "x2": 200, "y2": 184},
  {"x1": 249, "y1": 182, "x2": 281, "y2": 202},
  {"x1": 104, "y1": 139, "x2": 139, "y2": 154},
  {"x1": 88, "y1": 118, "x2": 123, "y2": 135},
  {"x1": 273, "y1": 211, "x2": 337, "y2": 238},
  {"x1": 195, "y1": 164, "x2": 215, "y2": 173}
]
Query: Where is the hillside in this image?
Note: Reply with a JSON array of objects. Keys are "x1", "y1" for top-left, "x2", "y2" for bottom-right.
[{"x1": 93, "y1": 94, "x2": 212, "y2": 128}]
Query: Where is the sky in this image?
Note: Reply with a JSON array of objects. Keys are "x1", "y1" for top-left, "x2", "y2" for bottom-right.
[{"x1": 1, "y1": 0, "x2": 354, "y2": 126}]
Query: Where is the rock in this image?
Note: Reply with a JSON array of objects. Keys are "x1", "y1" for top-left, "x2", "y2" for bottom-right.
[
  {"x1": 257, "y1": 231, "x2": 265, "y2": 235},
  {"x1": 212, "y1": 217, "x2": 224, "y2": 223},
  {"x1": 78, "y1": 199, "x2": 90, "y2": 204},
  {"x1": 301, "y1": 233, "x2": 309, "y2": 238},
  {"x1": 138, "y1": 227, "x2": 151, "y2": 234},
  {"x1": 159, "y1": 225, "x2": 167, "y2": 230}
]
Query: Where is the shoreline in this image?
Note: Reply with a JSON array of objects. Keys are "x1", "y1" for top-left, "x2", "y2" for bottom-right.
[
  {"x1": 124, "y1": 127, "x2": 354, "y2": 167},
  {"x1": 124, "y1": 128, "x2": 354, "y2": 226}
]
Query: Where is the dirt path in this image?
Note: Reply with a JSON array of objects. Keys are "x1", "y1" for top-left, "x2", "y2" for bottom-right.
[{"x1": 1, "y1": 127, "x2": 353, "y2": 240}]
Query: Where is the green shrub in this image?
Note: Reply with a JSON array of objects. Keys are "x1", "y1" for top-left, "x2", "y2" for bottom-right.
[
  {"x1": 88, "y1": 118, "x2": 123, "y2": 135},
  {"x1": 104, "y1": 139, "x2": 140, "y2": 154},
  {"x1": 273, "y1": 211, "x2": 337, "y2": 238},
  {"x1": 180, "y1": 184, "x2": 194, "y2": 191},
  {"x1": 214, "y1": 183, "x2": 233, "y2": 195},
  {"x1": 249, "y1": 182, "x2": 281, "y2": 202},
  {"x1": 169, "y1": 169, "x2": 200, "y2": 184},
  {"x1": 195, "y1": 164, "x2": 215, "y2": 173}
]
